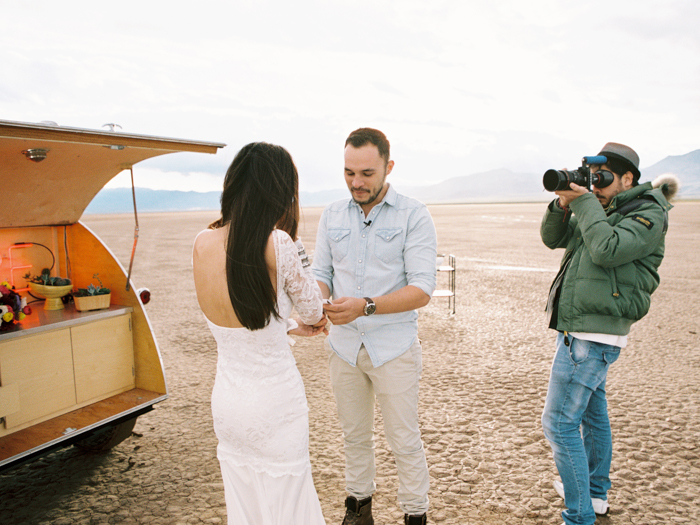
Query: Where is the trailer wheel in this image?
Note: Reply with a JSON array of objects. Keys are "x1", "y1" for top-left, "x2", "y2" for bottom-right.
[{"x1": 74, "y1": 417, "x2": 138, "y2": 452}]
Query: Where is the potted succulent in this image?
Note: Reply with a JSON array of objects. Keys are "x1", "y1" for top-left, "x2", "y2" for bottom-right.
[
  {"x1": 25, "y1": 268, "x2": 73, "y2": 310},
  {"x1": 73, "y1": 274, "x2": 111, "y2": 312}
]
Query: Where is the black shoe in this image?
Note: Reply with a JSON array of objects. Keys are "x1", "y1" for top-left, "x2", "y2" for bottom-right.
[
  {"x1": 404, "y1": 513, "x2": 427, "y2": 525},
  {"x1": 342, "y1": 496, "x2": 374, "y2": 525}
]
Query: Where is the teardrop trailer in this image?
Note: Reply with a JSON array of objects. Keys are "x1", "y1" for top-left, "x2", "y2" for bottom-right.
[{"x1": 0, "y1": 119, "x2": 224, "y2": 472}]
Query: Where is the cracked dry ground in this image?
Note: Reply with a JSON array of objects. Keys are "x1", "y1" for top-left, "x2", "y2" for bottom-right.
[{"x1": 1, "y1": 202, "x2": 698, "y2": 524}]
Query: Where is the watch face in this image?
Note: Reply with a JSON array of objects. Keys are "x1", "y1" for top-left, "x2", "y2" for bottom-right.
[{"x1": 364, "y1": 300, "x2": 376, "y2": 315}]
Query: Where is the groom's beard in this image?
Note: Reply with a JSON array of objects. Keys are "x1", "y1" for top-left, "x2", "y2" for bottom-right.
[{"x1": 350, "y1": 177, "x2": 387, "y2": 206}]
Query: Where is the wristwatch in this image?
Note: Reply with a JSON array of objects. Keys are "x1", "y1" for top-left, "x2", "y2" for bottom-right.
[{"x1": 363, "y1": 297, "x2": 376, "y2": 316}]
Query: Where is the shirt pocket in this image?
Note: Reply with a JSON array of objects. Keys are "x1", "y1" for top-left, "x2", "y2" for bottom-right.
[
  {"x1": 374, "y1": 228, "x2": 404, "y2": 263},
  {"x1": 327, "y1": 228, "x2": 352, "y2": 261}
]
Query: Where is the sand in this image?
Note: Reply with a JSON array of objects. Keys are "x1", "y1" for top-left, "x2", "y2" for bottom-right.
[{"x1": 1, "y1": 201, "x2": 698, "y2": 524}]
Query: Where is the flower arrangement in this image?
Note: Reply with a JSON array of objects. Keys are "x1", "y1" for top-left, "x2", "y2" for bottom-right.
[
  {"x1": 0, "y1": 281, "x2": 31, "y2": 330},
  {"x1": 73, "y1": 274, "x2": 110, "y2": 297}
]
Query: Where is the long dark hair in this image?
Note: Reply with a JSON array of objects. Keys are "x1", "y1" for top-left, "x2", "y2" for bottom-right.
[{"x1": 209, "y1": 142, "x2": 300, "y2": 330}]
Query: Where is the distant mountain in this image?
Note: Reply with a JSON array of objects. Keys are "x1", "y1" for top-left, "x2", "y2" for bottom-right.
[
  {"x1": 84, "y1": 187, "x2": 349, "y2": 214},
  {"x1": 397, "y1": 149, "x2": 700, "y2": 204},
  {"x1": 299, "y1": 189, "x2": 348, "y2": 207},
  {"x1": 83, "y1": 150, "x2": 700, "y2": 214},
  {"x1": 396, "y1": 168, "x2": 549, "y2": 204},
  {"x1": 85, "y1": 188, "x2": 221, "y2": 214},
  {"x1": 642, "y1": 149, "x2": 700, "y2": 196}
]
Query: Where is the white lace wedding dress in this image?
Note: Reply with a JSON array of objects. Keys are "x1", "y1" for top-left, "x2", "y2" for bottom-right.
[{"x1": 204, "y1": 230, "x2": 326, "y2": 524}]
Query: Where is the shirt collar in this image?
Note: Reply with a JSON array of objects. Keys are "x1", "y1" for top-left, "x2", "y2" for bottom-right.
[{"x1": 383, "y1": 184, "x2": 398, "y2": 207}]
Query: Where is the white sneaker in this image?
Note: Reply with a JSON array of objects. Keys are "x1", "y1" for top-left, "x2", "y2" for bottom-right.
[
  {"x1": 553, "y1": 479, "x2": 565, "y2": 499},
  {"x1": 591, "y1": 497, "x2": 609, "y2": 515},
  {"x1": 553, "y1": 480, "x2": 609, "y2": 515}
]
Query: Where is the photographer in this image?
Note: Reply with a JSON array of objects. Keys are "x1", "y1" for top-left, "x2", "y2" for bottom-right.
[{"x1": 539, "y1": 143, "x2": 677, "y2": 525}]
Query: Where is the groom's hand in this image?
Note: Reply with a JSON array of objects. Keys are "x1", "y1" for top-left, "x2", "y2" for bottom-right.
[{"x1": 323, "y1": 297, "x2": 365, "y2": 325}]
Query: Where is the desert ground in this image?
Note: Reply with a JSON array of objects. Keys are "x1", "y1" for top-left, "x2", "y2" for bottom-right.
[{"x1": 1, "y1": 201, "x2": 698, "y2": 524}]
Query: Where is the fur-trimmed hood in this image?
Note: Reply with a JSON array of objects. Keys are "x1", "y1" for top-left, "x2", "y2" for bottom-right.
[{"x1": 652, "y1": 174, "x2": 681, "y2": 201}]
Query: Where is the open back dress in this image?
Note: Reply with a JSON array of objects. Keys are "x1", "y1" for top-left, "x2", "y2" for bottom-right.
[{"x1": 203, "y1": 229, "x2": 326, "y2": 524}]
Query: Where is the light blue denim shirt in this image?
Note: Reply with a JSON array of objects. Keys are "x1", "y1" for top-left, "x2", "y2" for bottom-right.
[{"x1": 312, "y1": 185, "x2": 437, "y2": 367}]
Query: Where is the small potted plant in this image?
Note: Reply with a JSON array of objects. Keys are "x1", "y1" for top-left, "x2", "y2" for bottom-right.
[
  {"x1": 25, "y1": 268, "x2": 73, "y2": 310},
  {"x1": 73, "y1": 274, "x2": 111, "y2": 312}
]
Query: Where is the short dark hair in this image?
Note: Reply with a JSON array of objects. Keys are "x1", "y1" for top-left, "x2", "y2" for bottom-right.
[
  {"x1": 606, "y1": 157, "x2": 639, "y2": 187},
  {"x1": 345, "y1": 128, "x2": 390, "y2": 163}
]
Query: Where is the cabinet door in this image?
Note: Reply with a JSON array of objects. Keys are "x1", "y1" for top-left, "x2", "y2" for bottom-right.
[
  {"x1": 0, "y1": 329, "x2": 76, "y2": 430},
  {"x1": 71, "y1": 314, "x2": 135, "y2": 404}
]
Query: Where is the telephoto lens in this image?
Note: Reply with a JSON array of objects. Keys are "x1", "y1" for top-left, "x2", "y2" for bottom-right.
[
  {"x1": 543, "y1": 155, "x2": 614, "y2": 192},
  {"x1": 543, "y1": 169, "x2": 586, "y2": 192}
]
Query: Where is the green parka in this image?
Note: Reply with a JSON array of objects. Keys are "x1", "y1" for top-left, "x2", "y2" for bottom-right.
[{"x1": 541, "y1": 182, "x2": 672, "y2": 335}]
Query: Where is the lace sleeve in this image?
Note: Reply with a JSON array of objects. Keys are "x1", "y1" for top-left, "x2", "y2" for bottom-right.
[{"x1": 274, "y1": 230, "x2": 324, "y2": 325}]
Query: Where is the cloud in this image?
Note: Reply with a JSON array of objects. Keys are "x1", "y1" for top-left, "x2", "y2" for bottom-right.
[{"x1": 1, "y1": 0, "x2": 698, "y2": 194}]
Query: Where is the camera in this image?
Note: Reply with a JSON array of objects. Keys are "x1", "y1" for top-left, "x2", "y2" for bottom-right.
[{"x1": 543, "y1": 155, "x2": 614, "y2": 192}]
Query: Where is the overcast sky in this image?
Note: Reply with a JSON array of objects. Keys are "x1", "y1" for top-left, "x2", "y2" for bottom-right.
[{"x1": 2, "y1": 0, "x2": 698, "y2": 194}]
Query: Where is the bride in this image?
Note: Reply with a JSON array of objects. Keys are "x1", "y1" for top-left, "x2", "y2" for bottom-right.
[{"x1": 193, "y1": 142, "x2": 327, "y2": 524}]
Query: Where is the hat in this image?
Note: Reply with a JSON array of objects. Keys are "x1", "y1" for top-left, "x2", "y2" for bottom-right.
[{"x1": 598, "y1": 142, "x2": 641, "y2": 180}]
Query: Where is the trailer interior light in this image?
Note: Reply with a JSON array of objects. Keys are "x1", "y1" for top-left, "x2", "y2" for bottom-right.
[{"x1": 21, "y1": 148, "x2": 49, "y2": 162}]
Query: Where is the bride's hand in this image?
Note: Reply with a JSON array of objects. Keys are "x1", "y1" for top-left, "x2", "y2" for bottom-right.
[
  {"x1": 288, "y1": 316, "x2": 328, "y2": 337},
  {"x1": 313, "y1": 315, "x2": 330, "y2": 335}
]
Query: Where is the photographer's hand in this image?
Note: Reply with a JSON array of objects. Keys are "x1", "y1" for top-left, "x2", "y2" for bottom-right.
[{"x1": 556, "y1": 182, "x2": 588, "y2": 208}]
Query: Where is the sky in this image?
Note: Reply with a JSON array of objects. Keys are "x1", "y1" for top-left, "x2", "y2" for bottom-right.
[{"x1": 2, "y1": 0, "x2": 699, "y2": 194}]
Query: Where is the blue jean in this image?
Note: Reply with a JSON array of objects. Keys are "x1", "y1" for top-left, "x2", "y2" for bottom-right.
[{"x1": 542, "y1": 333, "x2": 621, "y2": 525}]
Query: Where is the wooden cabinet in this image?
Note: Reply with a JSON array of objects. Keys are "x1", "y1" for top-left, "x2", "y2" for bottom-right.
[
  {"x1": 72, "y1": 315, "x2": 135, "y2": 404},
  {"x1": 0, "y1": 308, "x2": 134, "y2": 436},
  {"x1": 0, "y1": 329, "x2": 76, "y2": 429}
]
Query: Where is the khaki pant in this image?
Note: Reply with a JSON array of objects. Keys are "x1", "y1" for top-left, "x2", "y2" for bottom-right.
[{"x1": 326, "y1": 338, "x2": 429, "y2": 515}]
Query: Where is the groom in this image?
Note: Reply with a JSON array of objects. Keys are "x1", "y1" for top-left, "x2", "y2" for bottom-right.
[{"x1": 312, "y1": 128, "x2": 437, "y2": 525}]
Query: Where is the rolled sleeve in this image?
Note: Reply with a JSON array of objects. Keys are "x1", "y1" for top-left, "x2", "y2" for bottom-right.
[
  {"x1": 311, "y1": 207, "x2": 334, "y2": 293},
  {"x1": 404, "y1": 206, "x2": 437, "y2": 297}
]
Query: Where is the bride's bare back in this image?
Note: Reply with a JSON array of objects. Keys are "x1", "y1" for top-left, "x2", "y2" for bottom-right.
[{"x1": 192, "y1": 225, "x2": 277, "y2": 328}]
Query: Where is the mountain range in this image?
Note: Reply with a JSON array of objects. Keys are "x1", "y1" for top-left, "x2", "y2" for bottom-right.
[{"x1": 84, "y1": 149, "x2": 700, "y2": 214}]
